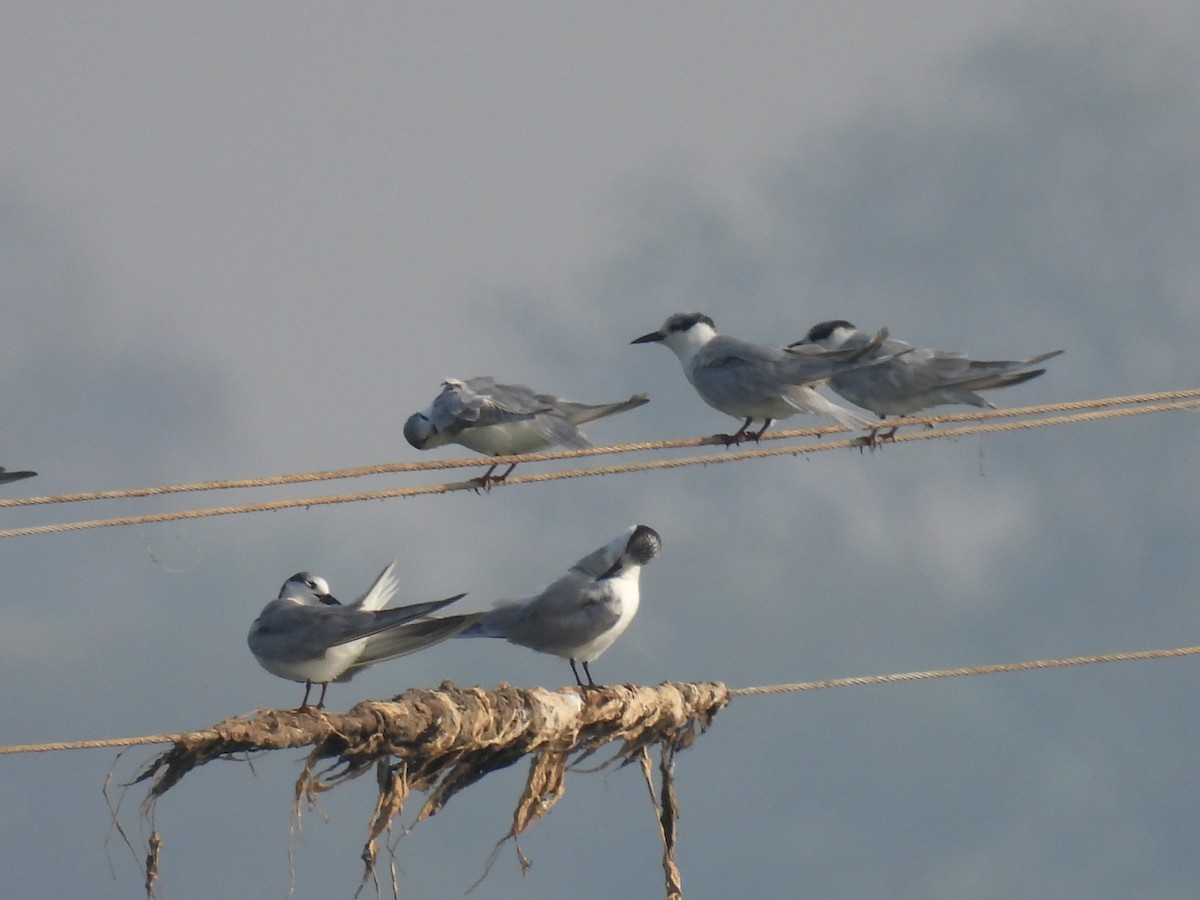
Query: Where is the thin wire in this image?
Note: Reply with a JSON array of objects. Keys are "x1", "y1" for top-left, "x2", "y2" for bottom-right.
[
  {"x1": 728, "y1": 645, "x2": 1200, "y2": 696},
  {"x1": 2, "y1": 642, "x2": 1197, "y2": 756},
  {"x1": 0, "y1": 396, "x2": 1194, "y2": 540},
  {"x1": 1, "y1": 389, "x2": 1196, "y2": 510}
]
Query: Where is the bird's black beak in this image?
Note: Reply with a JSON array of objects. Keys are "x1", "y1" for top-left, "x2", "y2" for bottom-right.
[
  {"x1": 631, "y1": 330, "x2": 665, "y2": 345},
  {"x1": 318, "y1": 593, "x2": 341, "y2": 606}
]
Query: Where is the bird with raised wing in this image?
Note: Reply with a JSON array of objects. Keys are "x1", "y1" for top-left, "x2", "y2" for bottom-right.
[{"x1": 247, "y1": 561, "x2": 475, "y2": 711}]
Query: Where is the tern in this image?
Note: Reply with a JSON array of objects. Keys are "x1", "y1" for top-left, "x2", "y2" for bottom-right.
[
  {"x1": 632, "y1": 312, "x2": 896, "y2": 443},
  {"x1": 247, "y1": 561, "x2": 475, "y2": 711},
  {"x1": 404, "y1": 377, "x2": 648, "y2": 485},
  {"x1": 790, "y1": 319, "x2": 1063, "y2": 442},
  {"x1": 458, "y1": 525, "x2": 662, "y2": 687}
]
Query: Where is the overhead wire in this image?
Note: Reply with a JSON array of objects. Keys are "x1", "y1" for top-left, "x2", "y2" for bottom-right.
[
  {"x1": 0, "y1": 390, "x2": 1195, "y2": 540},
  {"x1": 0, "y1": 388, "x2": 1196, "y2": 511}
]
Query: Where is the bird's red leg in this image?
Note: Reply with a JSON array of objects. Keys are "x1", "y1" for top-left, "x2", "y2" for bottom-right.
[
  {"x1": 716, "y1": 417, "x2": 754, "y2": 447},
  {"x1": 748, "y1": 418, "x2": 774, "y2": 442}
]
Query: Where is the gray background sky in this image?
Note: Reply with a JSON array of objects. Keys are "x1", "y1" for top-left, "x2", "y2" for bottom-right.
[{"x1": 3, "y1": 2, "x2": 1199, "y2": 897}]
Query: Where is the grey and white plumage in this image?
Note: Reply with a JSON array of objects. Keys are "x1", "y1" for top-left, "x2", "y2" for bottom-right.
[
  {"x1": 403, "y1": 377, "x2": 649, "y2": 483},
  {"x1": 0, "y1": 467, "x2": 36, "y2": 485},
  {"x1": 631, "y1": 312, "x2": 896, "y2": 442},
  {"x1": 458, "y1": 524, "x2": 662, "y2": 687},
  {"x1": 789, "y1": 319, "x2": 1063, "y2": 435},
  {"x1": 247, "y1": 561, "x2": 475, "y2": 711}
]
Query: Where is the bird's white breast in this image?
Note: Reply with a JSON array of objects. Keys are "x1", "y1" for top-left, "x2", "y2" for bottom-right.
[{"x1": 574, "y1": 568, "x2": 642, "y2": 662}]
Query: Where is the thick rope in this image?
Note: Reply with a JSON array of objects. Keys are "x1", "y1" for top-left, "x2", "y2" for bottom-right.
[
  {"x1": 0, "y1": 389, "x2": 1196, "y2": 510},
  {"x1": 0, "y1": 396, "x2": 1193, "y2": 540},
  {"x1": 0, "y1": 733, "x2": 204, "y2": 755},
  {"x1": 3, "y1": 643, "x2": 1198, "y2": 756}
]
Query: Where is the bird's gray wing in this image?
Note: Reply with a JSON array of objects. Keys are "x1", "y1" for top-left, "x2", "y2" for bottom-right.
[
  {"x1": 248, "y1": 603, "x2": 383, "y2": 662},
  {"x1": 481, "y1": 576, "x2": 621, "y2": 652},
  {"x1": 520, "y1": 414, "x2": 593, "y2": 449},
  {"x1": 960, "y1": 349, "x2": 1064, "y2": 374},
  {"x1": 346, "y1": 561, "x2": 399, "y2": 610},
  {"x1": 259, "y1": 593, "x2": 467, "y2": 655},
  {"x1": 550, "y1": 394, "x2": 650, "y2": 427},
  {"x1": 863, "y1": 347, "x2": 1058, "y2": 395},
  {"x1": 0, "y1": 468, "x2": 36, "y2": 485},
  {"x1": 497, "y1": 387, "x2": 649, "y2": 448},
  {"x1": 689, "y1": 338, "x2": 802, "y2": 406},
  {"x1": 695, "y1": 332, "x2": 898, "y2": 400},
  {"x1": 690, "y1": 339, "x2": 840, "y2": 407},
  {"x1": 430, "y1": 379, "x2": 547, "y2": 433},
  {"x1": 340, "y1": 612, "x2": 483, "y2": 676}
]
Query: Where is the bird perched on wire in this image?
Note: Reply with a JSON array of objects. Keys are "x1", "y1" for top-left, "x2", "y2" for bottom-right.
[
  {"x1": 457, "y1": 524, "x2": 662, "y2": 688},
  {"x1": 0, "y1": 467, "x2": 36, "y2": 485},
  {"x1": 631, "y1": 312, "x2": 898, "y2": 444},
  {"x1": 789, "y1": 319, "x2": 1064, "y2": 442},
  {"x1": 403, "y1": 377, "x2": 649, "y2": 487},
  {"x1": 247, "y1": 561, "x2": 476, "y2": 711}
]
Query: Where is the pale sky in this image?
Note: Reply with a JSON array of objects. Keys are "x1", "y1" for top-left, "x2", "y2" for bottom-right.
[{"x1": 3, "y1": 3, "x2": 1199, "y2": 898}]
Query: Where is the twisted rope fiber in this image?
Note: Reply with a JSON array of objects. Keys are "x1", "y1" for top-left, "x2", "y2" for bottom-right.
[
  {"x1": 3, "y1": 644, "x2": 1198, "y2": 756},
  {"x1": 1, "y1": 389, "x2": 1196, "y2": 510},
  {"x1": 0, "y1": 397, "x2": 1194, "y2": 541}
]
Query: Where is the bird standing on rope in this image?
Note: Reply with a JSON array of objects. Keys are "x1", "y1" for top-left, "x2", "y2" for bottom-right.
[
  {"x1": 458, "y1": 524, "x2": 662, "y2": 688},
  {"x1": 789, "y1": 320, "x2": 1064, "y2": 444},
  {"x1": 631, "y1": 312, "x2": 899, "y2": 444},
  {"x1": 403, "y1": 377, "x2": 649, "y2": 488},
  {"x1": 247, "y1": 562, "x2": 476, "y2": 711}
]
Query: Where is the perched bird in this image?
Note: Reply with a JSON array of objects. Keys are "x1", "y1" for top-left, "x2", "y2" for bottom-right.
[
  {"x1": 458, "y1": 524, "x2": 662, "y2": 687},
  {"x1": 247, "y1": 561, "x2": 475, "y2": 711},
  {"x1": 403, "y1": 377, "x2": 649, "y2": 485},
  {"x1": 0, "y1": 468, "x2": 36, "y2": 485},
  {"x1": 790, "y1": 319, "x2": 1064, "y2": 441},
  {"x1": 631, "y1": 312, "x2": 895, "y2": 443}
]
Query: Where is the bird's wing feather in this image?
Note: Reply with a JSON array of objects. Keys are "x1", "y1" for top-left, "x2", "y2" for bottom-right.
[
  {"x1": 482, "y1": 577, "x2": 621, "y2": 650},
  {"x1": 341, "y1": 613, "x2": 483, "y2": 675},
  {"x1": 854, "y1": 348, "x2": 1056, "y2": 396},
  {"x1": 557, "y1": 394, "x2": 650, "y2": 427},
  {"x1": 523, "y1": 414, "x2": 593, "y2": 449},
  {"x1": 347, "y1": 561, "x2": 400, "y2": 610},
  {"x1": 430, "y1": 379, "x2": 546, "y2": 433},
  {"x1": 248, "y1": 603, "x2": 382, "y2": 661}
]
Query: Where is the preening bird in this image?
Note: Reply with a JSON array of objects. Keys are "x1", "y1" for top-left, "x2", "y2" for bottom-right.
[
  {"x1": 247, "y1": 561, "x2": 475, "y2": 711},
  {"x1": 404, "y1": 376, "x2": 648, "y2": 485},
  {"x1": 458, "y1": 525, "x2": 662, "y2": 687}
]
